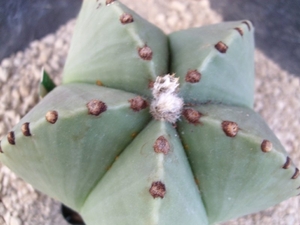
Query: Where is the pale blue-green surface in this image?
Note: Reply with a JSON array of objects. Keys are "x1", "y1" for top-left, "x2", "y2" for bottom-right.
[
  {"x1": 62, "y1": 0, "x2": 168, "y2": 98},
  {"x1": 0, "y1": 83, "x2": 151, "y2": 211},
  {"x1": 169, "y1": 21, "x2": 255, "y2": 108},
  {"x1": 178, "y1": 104, "x2": 300, "y2": 224},
  {"x1": 81, "y1": 120, "x2": 208, "y2": 225}
]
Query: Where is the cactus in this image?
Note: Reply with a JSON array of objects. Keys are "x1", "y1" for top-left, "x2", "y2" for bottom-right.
[
  {"x1": 169, "y1": 21, "x2": 255, "y2": 108},
  {"x1": 0, "y1": 0, "x2": 299, "y2": 224},
  {"x1": 62, "y1": 0, "x2": 168, "y2": 98}
]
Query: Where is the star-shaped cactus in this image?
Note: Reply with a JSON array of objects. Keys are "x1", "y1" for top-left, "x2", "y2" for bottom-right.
[{"x1": 0, "y1": 1, "x2": 299, "y2": 224}]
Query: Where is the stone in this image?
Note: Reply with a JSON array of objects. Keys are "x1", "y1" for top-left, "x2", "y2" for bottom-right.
[{"x1": 10, "y1": 216, "x2": 21, "y2": 225}]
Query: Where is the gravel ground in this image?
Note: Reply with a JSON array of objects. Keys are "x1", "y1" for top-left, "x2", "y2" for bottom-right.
[{"x1": 0, "y1": 0, "x2": 299, "y2": 224}]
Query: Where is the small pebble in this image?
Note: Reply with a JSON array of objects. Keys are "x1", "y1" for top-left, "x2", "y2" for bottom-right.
[
  {"x1": 0, "y1": 67, "x2": 8, "y2": 82},
  {"x1": 10, "y1": 216, "x2": 21, "y2": 225}
]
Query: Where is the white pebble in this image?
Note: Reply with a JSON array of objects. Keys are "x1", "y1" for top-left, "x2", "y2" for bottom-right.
[
  {"x1": 10, "y1": 216, "x2": 21, "y2": 225},
  {"x1": 1, "y1": 58, "x2": 12, "y2": 68},
  {"x1": 170, "y1": 1, "x2": 186, "y2": 12},
  {"x1": 43, "y1": 34, "x2": 56, "y2": 45},
  {"x1": 0, "y1": 67, "x2": 8, "y2": 82}
]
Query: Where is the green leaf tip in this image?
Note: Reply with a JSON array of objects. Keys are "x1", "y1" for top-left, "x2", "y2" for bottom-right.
[{"x1": 39, "y1": 68, "x2": 56, "y2": 98}]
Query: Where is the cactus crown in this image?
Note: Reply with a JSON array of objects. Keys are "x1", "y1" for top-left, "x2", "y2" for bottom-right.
[{"x1": 150, "y1": 74, "x2": 183, "y2": 123}]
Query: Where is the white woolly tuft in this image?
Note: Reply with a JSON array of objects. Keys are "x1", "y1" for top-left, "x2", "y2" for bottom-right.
[{"x1": 150, "y1": 74, "x2": 183, "y2": 123}]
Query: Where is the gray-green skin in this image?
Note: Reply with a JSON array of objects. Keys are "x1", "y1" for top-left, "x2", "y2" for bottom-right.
[
  {"x1": 169, "y1": 21, "x2": 255, "y2": 108},
  {"x1": 62, "y1": 0, "x2": 168, "y2": 98},
  {"x1": 0, "y1": 0, "x2": 299, "y2": 224}
]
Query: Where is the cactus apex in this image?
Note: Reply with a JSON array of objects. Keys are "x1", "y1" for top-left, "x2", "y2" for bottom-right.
[{"x1": 150, "y1": 74, "x2": 183, "y2": 123}]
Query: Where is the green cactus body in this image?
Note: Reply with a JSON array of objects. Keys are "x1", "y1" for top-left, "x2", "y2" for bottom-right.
[
  {"x1": 178, "y1": 104, "x2": 299, "y2": 224},
  {"x1": 62, "y1": 0, "x2": 168, "y2": 98},
  {"x1": 81, "y1": 120, "x2": 208, "y2": 225},
  {"x1": 0, "y1": 83, "x2": 151, "y2": 211},
  {"x1": 0, "y1": 0, "x2": 299, "y2": 224},
  {"x1": 169, "y1": 21, "x2": 255, "y2": 108}
]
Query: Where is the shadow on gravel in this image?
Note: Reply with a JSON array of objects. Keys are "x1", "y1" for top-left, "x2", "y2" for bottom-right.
[
  {"x1": 0, "y1": 0, "x2": 82, "y2": 61},
  {"x1": 210, "y1": 0, "x2": 300, "y2": 77}
]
